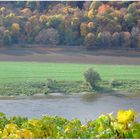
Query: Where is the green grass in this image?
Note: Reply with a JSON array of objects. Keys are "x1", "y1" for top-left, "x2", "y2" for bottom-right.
[
  {"x1": 0, "y1": 62, "x2": 140, "y2": 95},
  {"x1": 0, "y1": 62, "x2": 140, "y2": 82}
]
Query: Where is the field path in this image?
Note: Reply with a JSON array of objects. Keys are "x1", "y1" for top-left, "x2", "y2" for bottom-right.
[{"x1": 0, "y1": 47, "x2": 140, "y2": 65}]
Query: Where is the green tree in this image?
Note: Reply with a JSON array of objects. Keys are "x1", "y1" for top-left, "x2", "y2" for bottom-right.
[{"x1": 84, "y1": 68, "x2": 101, "y2": 88}]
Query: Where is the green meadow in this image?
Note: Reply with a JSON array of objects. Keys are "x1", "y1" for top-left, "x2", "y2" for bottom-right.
[
  {"x1": 0, "y1": 62, "x2": 140, "y2": 82},
  {"x1": 0, "y1": 62, "x2": 140, "y2": 96}
]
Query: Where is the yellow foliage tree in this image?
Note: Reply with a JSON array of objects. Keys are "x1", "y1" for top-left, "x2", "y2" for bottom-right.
[
  {"x1": 87, "y1": 10, "x2": 94, "y2": 19},
  {"x1": 11, "y1": 23, "x2": 20, "y2": 33},
  {"x1": 39, "y1": 15, "x2": 48, "y2": 23}
]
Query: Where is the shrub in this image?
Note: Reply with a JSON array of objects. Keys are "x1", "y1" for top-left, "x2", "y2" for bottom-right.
[
  {"x1": 46, "y1": 79, "x2": 56, "y2": 89},
  {"x1": 109, "y1": 79, "x2": 121, "y2": 87},
  {"x1": 84, "y1": 68, "x2": 101, "y2": 88}
]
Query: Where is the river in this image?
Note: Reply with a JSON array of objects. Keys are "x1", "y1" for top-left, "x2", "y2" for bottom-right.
[{"x1": 0, "y1": 93, "x2": 140, "y2": 123}]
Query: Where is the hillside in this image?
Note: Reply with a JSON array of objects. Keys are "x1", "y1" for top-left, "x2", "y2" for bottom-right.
[{"x1": 0, "y1": 1, "x2": 139, "y2": 49}]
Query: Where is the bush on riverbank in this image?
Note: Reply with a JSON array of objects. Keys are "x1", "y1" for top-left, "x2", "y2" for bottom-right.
[
  {"x1": 84, "y1": 68, "x2": 101, "y2": 88},
  {"x1": 0, "y1": 109, "x2": 139, "y2": 138},
  {"x1": 0, "y1": 79, "x2": 139, "y2": 96}
]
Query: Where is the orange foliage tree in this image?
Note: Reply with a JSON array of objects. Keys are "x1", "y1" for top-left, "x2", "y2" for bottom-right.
[{"x1": 97, "y1": 4, "x2": 110, "y2": 15}]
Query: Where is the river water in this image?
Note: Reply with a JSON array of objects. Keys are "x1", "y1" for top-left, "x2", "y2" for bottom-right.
[{"x1": 0, "y1": 93, "x2": 140, "y2": 123}]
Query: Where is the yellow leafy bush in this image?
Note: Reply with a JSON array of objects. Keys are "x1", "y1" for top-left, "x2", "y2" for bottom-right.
[
  {"x1": 18, "y1": 129, "x2": 33, "y2": 138},
  {"x1": 0, "y1": 109, "x2": 139, "y2": 138},
  {"x1": 117, "y1": 109, "x2": 137, "y2": 124}
]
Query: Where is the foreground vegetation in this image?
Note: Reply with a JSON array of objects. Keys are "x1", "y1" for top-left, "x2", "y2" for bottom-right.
[
  {"x1": 0, "y1": 109, "x2": 139, "y2": 138},
  {"x1": 0, "y1": 62, "x2": 139, "y2": 96}
]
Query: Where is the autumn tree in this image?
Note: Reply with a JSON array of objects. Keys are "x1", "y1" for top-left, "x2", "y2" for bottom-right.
[
  {"x1": 0, "y1": 26, "x2": 5, "y2": 39},
  {"x1": 0, "y1": 1, "x2": 139, "y2": 49},
  {"x1": 97, "y1": 4, "x2": 110, "y2": 15},
  {"x1": 87, "y1": 22, "x2": 95, "y2": 32},
  {"x1": 26, "y1": 1, "x2": 37, "y2": 10},
  {"x1": 35, "y1": 28, "x2": 59, "y2": 45},
  {"x1": 80, "y1": 22, "x2": 88, "y2": 37},
  {"x1": 64, "y1": 22, "x2": 81, "y2": 46},
  {"x1": 112, "y1": 32, "x2": 120, "y2": 47},
  {"x1": 4, "y1": 12, "x2": 18, "y2": 27},
  {"x1": 47, "y1": 14, "x2": 64, "y2": 29},
  {"x1": 96, "y1": 31, "x2": 112, "y2": 48},
  {"x1": 120, "y1": 32, "x2": 131, "y2": 48},
  {"x1": 0, "y1": 7, "x2": 5, "y2": 26},
  {"x1": 11, "y1": 23, "x2": 20, "y2": 33},
  {"x1": 131, "y1": 27, "x2": 140, "y2": 48},
  {"x1": 88, "y1": 1, "x2": 102, "y2": 18},
  {"x1": 20, "y1": 8, "x2": 32, "y2": 17},
  {"x1": 11, "y1": 23, "x2": 20, "y2": 43},
  {"x1": 84, "y1": 33, "x2": 96, "y2": 49},
  {"x1": 39, "y1": 15, "x2": 48, "y2": 24},
  {"x1": 3, "y1": 30, "x2": 12, "y2": 45}
]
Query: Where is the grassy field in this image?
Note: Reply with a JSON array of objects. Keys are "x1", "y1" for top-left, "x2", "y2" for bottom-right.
[
  {"x1": 0, "y1": 62, "x2": 140, "y2": 82},
  {"x1": 0, "y1": 62, "x2": 140, "y2": 95}
]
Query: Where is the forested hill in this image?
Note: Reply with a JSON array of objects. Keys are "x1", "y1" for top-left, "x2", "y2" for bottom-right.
[{"x1": 0, "y1": 1, "x2": 140, "y2": 49}]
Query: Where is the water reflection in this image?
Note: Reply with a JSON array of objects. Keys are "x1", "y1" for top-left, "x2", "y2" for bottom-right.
[{"x1": 80, "y1": 93, "x2": 102, "y2": 102}]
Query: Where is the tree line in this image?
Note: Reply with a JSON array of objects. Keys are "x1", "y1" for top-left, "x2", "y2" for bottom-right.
[{"x1": 0, "y1": 1, "x2": 139, "y2": 49}]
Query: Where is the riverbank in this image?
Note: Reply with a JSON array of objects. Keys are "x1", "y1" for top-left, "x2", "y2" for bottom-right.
[
  {"x1": 0, "y1": 62, "x2": 139, "y2": 96},
  {"x1": 0, "y1": 48, "x2": 139, "y2": 96},
  {"x1": 0, "y1": 80, "x2": 139, "y2": 96}
]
